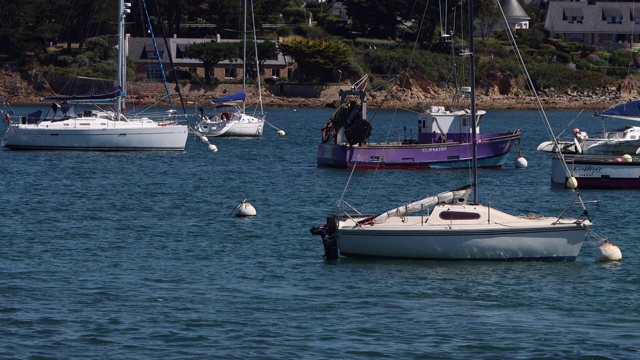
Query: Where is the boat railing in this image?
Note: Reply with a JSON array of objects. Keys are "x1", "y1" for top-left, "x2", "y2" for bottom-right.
[
  {"x1": 554, "y1": 198, "x2": 600, "y2": 224},
  {"x1": 337, "y1": 199, "x2": 365, "y2": 217}
]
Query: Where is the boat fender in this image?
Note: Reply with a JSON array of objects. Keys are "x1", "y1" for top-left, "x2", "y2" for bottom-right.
[
  {"x1": 221, "y1": 112, "x2": 231, "y2": 121},
  {"x1": 573, "y1": 138, "x2": 582, "y2": 154},
  {"x1": 5, "y1": 113, "x2": 10, "y2": 125},
  {"x1": 321, "y1": 120, "x2": 334, "y2": 143},
  {"x1": 595, "y1": 241, "x2": 622, "y2": 262}
]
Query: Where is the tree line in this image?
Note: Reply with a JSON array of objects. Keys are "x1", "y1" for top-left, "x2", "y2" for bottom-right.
[
  {"x1": 0, "y1": 0, "x2": 636, "y2": 92},
  {"x1": 0, "y1": 0, "x2": 458, "y2": 61}
]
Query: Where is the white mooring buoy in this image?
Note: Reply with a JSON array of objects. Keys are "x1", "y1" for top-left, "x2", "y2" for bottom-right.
[
  {"x1": 208, "y1": 144, "x2": 218, "y2": 152},
  {"x1": 595, "y1": 241, "x2": 622, "y2": 262},
  {"x1": 277, "y1": 129, "x2": 286, "y2": 136},
  {"x1": 233, "y1": 199, "x2": 256, "y2": 217},
  {"x1": 622, "y1": 154, "x2": 633, "y2": 163},
  {"x1": 566, "y1": 176, "x2": 578, "y2": 189},
  {"x1": 515, "y1": 156, "x2": 528, "y2": 169}
]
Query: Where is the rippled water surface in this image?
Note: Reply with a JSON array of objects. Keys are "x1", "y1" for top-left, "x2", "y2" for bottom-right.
[{"x1": 1, "y1": 107, "x2": 639, "y2": 358}]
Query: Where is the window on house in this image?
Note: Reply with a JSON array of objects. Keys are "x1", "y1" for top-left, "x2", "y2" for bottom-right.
[
  {"x1": 563, "y1": 9, "x2": 583, "y2": 24},
  {"x1": 146, "y1": 50, "x2": 164, "y2": 59},
  {"x1": 146, "y1": 65, "x2": 164, "y2": 81},
  {"x1": 606, "y1": 16, "x2": 622, "y2": 24},
  {"x1": 271, "y1": 69, "x2": 280, "y2": 78},
  {"x1": 176, "y1": 46, "x2": 186, "y2": 59},
  {"x1": 225, "y1": 68, "x2": 236, "y2": 79},
  {"x1": 603, "y1": 9, "x2": 623, "y2": 24},
  {"x1": 569, "y1": 33, "x2": 584, "y2": 42}
]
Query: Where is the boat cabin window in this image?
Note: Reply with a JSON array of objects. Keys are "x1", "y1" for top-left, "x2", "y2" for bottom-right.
[{"x1": 439, "y1": 211, "x2": 481, "y2": 220}]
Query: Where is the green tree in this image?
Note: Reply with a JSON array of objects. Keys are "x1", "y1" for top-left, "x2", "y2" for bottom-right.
[
  {"x1": 344, "y1": 0, "x2": 408, "y2": 39},
  {"x1": 279, "y1": 38, "x2": 351, "y2": 82},
  {"x1": 476, "y1": 0, "x2": 501, "y2": 41},
  {"x1": 245, "y1": 40, "x2": 278, "y2": 79},
  {"x1": 186, "y1": 41, "x2": 239, "y2": 82}
]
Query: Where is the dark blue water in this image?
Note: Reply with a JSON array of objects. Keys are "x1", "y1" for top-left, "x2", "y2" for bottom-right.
[{"x1": 1, "y1": 107, "x2": 639, "y2": 358}]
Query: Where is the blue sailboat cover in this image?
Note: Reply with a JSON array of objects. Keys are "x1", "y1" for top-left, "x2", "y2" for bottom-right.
[
  {"x1": 43, "y1": 86, "x2": 122, "y2": 101},
  {"x1": 596, "y1": 100, "x2": 640, "y2": 119},
  {"x1": 212, "y1": 91, "x2": 246, "y2": 103}
]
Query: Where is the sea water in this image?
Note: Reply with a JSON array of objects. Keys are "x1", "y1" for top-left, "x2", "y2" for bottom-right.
[{"x1": 0, "y1": 107, "x2": 638, "y2": 358}]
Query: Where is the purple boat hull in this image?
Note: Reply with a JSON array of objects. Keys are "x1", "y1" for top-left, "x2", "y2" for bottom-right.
[{"x1": 317, "y1": 130, "x2": 521, "y2": 169}]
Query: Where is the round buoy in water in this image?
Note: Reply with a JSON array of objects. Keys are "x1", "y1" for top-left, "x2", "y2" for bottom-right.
[
  {"x1": 200, "y1": 135, "x2": 209, "y2": 143},
  {"x1": 595, "y1": 241, "x2": 622, "y2": 262},
  {"x1": 566, "y1": 177, "x2": 578, "y2": 189},
  {"x1": 208, "y1": 144, "x2": 218, "y2": 152},
  {"x1": 622, "y1": 154, "x2": 633, "y2": 162},
  {"x1": 277, "y1": 129, "x2": 286, "y2": 136},
  {"x1": 515, "y1": 157, "x2": 528, "y2": 169},
  {"x1": 234, "y1": 200, "x2": 256, "y2": 217}
]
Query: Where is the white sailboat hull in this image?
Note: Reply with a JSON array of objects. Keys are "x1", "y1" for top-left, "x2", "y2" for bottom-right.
[
  {"x1": 336, "y1": 205, "x2": 588, "y2": 260},
  {"x1": 2, "y1": 122, "x2": 188, "y2": 150},
  {"x1": 197, "y1": 119, "x2": 264, "y2": 137}
]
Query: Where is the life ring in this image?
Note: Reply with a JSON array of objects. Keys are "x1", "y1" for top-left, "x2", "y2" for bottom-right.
[
  {"x1": 5, "y1": 113, "x2": 10, "y2": 125},
  {"x1": 221, "y1": 112, "x2": 231, "y2": 121}
]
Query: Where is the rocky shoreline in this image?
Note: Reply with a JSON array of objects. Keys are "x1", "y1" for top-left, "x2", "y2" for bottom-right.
[{"x1": 3, "y1": 70, "x2": 638, "y2": 111}]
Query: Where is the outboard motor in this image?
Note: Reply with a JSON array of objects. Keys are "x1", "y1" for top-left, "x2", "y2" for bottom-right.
[{"x1": 310, "y1": 217, "x2": 339, "y2": 260}]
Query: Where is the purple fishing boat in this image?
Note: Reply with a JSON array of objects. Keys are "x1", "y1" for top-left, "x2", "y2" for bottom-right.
[{"x1": 317, "y1": 76, "x2": 521, "y2": 169}]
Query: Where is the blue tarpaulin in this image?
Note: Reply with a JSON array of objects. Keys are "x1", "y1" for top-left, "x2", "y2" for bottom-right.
[
  {"x1": 596, "y1": 100, "x2": 640, "y2": 121},
  {"x1": 212, "y1": 90, "x2": 246, "y2": 103}
]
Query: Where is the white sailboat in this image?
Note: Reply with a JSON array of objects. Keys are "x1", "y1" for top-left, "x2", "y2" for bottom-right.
[
  {"x1": 194, "y1": 0, "x2": 265, "y2": 138},
  {"x1": 311, "y1": 0, "x2": 596, "y2": 261},
  {"x1": 1, "y1": 0, "x2": 188, "y2": 151}
]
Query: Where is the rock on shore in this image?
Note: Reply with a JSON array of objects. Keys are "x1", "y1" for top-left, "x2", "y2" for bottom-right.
[{"x1": 2, "y1": 69, "x2": 639, "y2": 111}]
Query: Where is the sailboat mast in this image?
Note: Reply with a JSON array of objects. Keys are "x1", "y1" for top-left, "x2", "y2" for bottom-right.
[
  {"x1": 141, "y1": 0, "x2": 174, "y2": 110},
  {"x1": 242, "y1": 0, "x2": 247, "y2": 113},
  {"x1": 153, "y1": 0, "x2": 187, "y2": 114},
  {"x1": 116, "y1": 0, "x2": 130, "y2": 121},
  {"x1": 468, "y1": 0, "x2": 478, "y2": 203},
  {"x1": 250, "y1": 0, "x2": 265, "y2": 117}
]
